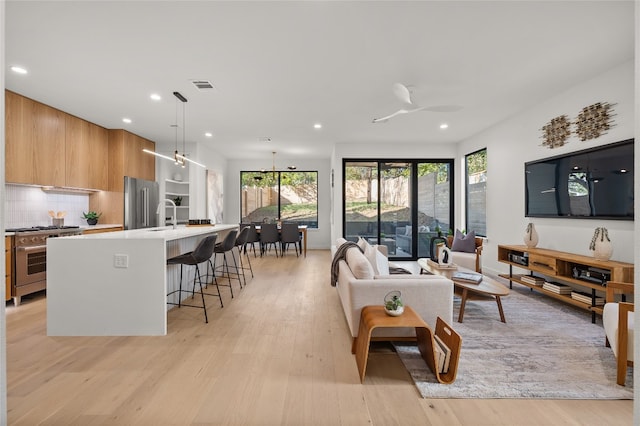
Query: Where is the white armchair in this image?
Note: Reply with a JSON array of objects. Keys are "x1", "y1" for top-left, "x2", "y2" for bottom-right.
[
  {"x1": 602, "y1": 281, "x2": 634, "y2": 386},
  {"x1": 446, "y1": 235, "x2": 483, "y2": 272}
]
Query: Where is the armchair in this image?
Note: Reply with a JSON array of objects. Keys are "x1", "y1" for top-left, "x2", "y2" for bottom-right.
[
  {"x1": 446, "y1": 235, "x2": 483, "y2": 272},
  {"x1": 602, "y1": 281, "x2": 634, "y2": 386}
]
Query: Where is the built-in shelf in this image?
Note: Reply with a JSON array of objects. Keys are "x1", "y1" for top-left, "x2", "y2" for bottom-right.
[{"x1": 165, "y1": 179, "x2": 189, "y2": 226}]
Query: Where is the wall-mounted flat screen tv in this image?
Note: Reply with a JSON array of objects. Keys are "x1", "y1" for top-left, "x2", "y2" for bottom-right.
[{"x1": 525, "y1": 139, "x2": 634, "y2": 220}]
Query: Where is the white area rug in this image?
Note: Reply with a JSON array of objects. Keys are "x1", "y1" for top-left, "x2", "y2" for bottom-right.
[{"x1": 393, "y1": 285, "x2": 633, "y2": 399}]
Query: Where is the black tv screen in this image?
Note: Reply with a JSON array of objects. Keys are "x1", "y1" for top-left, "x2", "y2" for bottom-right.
[{"x1": 525, "y1": 139, "x2": 634, "y2": 220}]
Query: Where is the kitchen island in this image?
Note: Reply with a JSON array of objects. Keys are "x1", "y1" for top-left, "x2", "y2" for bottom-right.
[{"x1": 47, "y1": 224, "x2": 238, "y2": 336}]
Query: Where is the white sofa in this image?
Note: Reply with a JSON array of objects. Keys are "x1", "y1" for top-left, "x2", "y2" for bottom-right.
[{"x1": 334, "y1": 239, "x2": 453, "y2": 339}]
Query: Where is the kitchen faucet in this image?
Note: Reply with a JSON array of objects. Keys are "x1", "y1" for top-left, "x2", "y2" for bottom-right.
[{"x1": 157, "y1": 199, "x2": 177, "y2": 229}]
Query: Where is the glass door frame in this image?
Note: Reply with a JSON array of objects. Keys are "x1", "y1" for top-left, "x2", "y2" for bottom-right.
[{"x1": 342, "y1": 158, "x2": 455, "y2": 261}]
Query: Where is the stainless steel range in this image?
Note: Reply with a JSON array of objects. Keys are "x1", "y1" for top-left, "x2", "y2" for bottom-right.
[{"x1": 7, "y1": 226, "x2": 83, "y2": 305}]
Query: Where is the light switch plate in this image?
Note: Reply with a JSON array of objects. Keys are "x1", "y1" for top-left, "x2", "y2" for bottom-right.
[{"x1": 114, "y1": 254, "x2": 129, "y2": 268}]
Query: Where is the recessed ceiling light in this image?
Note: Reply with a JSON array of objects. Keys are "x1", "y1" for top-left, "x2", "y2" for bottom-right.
[
  {"x1": 205, "y1": 132, "x2": 213, "y2": 137},
  {"x1": 314, "y1": 123, "x2": 322, "y2": 129},
  {"x1": 10, "y1": 66, "x2": 27, "y2": 74},
  {"x1": 150, "y1": 93, "x2": 161, "y2": 101},
  {"x1": 439, "y1": 123, "x2": 449, "y2": 129},
  {"x1": 122, "y1": 118, "x2": 132, "y2": 124}
]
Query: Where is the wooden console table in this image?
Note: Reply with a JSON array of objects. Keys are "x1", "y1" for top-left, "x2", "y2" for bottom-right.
[
  {"x1": 497, "y1": 244, "x2": 634, "y2": 323},
  {"x1": 353, "y1": 305, "x2": 462, "y2": 384}
]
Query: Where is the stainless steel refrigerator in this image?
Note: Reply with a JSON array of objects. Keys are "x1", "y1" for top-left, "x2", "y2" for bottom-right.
[{"x1": 124, "y1": 176, "x2": 159, "y2": 230}]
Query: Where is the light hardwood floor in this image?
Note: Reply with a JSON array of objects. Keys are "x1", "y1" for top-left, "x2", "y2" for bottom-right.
[{"x1": 6, "y1": 249, "x2": 632, "y2": 425}]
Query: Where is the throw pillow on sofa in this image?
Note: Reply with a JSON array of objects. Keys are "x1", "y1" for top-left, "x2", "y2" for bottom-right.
[
  {"x1": 364, "y1": 243, "x2": 390, "y2": 276},
  {"x1": 345, "y1": 246, "x2": 374, "y2": 279},
  {"x1": 451, "y1": 229, "x2": 476, "y2": 253}
]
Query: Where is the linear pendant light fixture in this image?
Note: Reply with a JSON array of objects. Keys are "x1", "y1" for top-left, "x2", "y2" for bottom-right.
[
  {"x1": 173, "y1": 91, "x2": 185, "y2": 168},
  {"x1": 142, "y1": 90, "x2": 206, "y2": 169}
]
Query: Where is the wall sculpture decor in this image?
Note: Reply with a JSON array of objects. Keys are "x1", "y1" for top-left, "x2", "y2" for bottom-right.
[
  {"x1": 540, "y1": 114, "x2": 571, "y2": 148},
  {"x1": 574, "y1": 102, "x2": 615, "y2": 141}
]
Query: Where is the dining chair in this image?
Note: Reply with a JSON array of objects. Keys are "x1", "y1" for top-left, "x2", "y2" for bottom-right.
[
  {"x1": 166, "y1": 234, "x2": 221, "y2": 323},
  {"x1": 280, "y1": 222, "x2": 302, "y2": 257},
  {"x1": 213, "y1": 229, "x2": 242, "y2": 297},
  {"x1": 259, "y1": 222, "x2": 280, "y2": 257}
]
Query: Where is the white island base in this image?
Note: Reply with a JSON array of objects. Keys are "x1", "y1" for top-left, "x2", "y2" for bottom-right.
[{"x1": 47, "y1": 224, "x2": 238, "y2": 336}]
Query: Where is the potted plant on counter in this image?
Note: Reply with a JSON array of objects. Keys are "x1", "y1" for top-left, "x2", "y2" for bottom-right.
[{"x1": 82, "y1": 211, "x2": 102, "y2": 226}]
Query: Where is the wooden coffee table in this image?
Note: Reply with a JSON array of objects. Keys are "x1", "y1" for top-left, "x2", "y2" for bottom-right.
[{"x1": 417, "y1": 258, "x2": 510, "y2": 323}]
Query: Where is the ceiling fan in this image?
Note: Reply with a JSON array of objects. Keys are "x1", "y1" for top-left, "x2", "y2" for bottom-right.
[{"x1": 372, "y1": 83, "x2": 463, "y2": 123}]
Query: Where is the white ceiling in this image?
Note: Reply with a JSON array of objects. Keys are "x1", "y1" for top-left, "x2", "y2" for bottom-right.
[{"x1": 5, "y1": 1, "x2": 634, "y2": 161}]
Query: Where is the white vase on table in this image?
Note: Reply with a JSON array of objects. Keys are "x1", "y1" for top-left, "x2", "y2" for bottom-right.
[
  {"x1": 524, "y1": 223, "x2": 539, "y2": 248},
  {"x1": 590, "y1": 227, "x2": 613, "y2": 261}
]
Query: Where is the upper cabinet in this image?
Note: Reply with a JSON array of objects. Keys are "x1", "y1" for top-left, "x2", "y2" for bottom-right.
[
  {"x1": 65, "y1": 114, "x2": 109, "y2": 190},
  {"x1": 5, "y1": 91, "x2": 152, "y2": 191},
  {"x1": 108, "y1": 129, "x2": 155, "y2": 192},
  {"x1": 6, "y1": 91, "x2": 65, "y2": 186}
]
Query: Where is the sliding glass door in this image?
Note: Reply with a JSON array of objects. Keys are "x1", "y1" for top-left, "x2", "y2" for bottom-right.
[
  {"x1": 416, "y1": 162, "x2": 452, "y2": 258},
  {"x1": 344, "y1": 159, "x2": 453, "y2": 260},
  {"x1": 344, "y1": 162, "x2": 379, "y2": 246}
]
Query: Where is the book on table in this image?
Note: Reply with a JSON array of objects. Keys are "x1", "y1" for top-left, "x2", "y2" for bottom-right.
[
  {"x1": 542, "y1": 281, "x2": 572, "y2": 294},
  {"x1": 521, "y1": 275, "x2": 545, "y2": 286},
  {"x1": 452, "y1": 271, "x2": 483, "y2": 284},
  {"x1": 570, "y1": 291, "x2": 605, "y2": 305}
]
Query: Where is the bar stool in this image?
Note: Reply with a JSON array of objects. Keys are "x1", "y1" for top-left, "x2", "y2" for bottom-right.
[
  {"x1": 213, "y1": 230, "x2": 242, "y2": 297},
  {"x1": 166, "y1": 234, "x2": 222, "y2": 323},
  {"x1": 244, "y1": 223, "x2": 260, "y2": 257},
  {"x1": 235, "y1": 225, "x2": 253, "y2": 284}
]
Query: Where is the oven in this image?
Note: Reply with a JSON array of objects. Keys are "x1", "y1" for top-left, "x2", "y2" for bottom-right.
[{"x1": 9, "y1": 226, "x2": 83, "y2": 305}]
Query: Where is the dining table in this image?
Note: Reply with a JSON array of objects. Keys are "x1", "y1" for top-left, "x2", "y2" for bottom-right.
[{"x1": 254, "y1": 224, "x2": 308, "y2": 257}]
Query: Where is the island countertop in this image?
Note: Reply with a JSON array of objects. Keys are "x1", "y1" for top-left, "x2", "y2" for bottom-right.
[
  {"x1": 47, "y1": 223, "x2": 239, "y2": 336},
  {"x1": 67, "y1": 224, "x2": 238, "y2": 241}
]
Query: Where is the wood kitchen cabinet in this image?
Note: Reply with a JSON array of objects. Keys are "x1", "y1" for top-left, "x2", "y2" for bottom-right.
[
  {"x1": 108, "y1": 129, "x2": 155, "y2": 192},
  {"x1": 82, "y1": 226, "x2": 123, "y2": 235},
  {"x1": 5, "y1": 91, "x2": 66, "y2": 186},
  {"x1": 65, "y1": 114, "x2": 109, "y2": 190},
  {"x1": 5, "y1": 236, "x2": 12, "y2": 302}
]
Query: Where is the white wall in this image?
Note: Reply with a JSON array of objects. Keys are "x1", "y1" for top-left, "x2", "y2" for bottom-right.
[
  {"x1": 458, "y1": 60, "x2": 635, "y2": 275},
  {"x1": 226, "y1": 156, "x2": 332, "y2": 250}
]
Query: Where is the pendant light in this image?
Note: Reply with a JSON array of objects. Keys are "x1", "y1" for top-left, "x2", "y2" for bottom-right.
[
  {"x1": 143, "y1": 91, "x2": 206, "y2": 169},
  {"x1": 172, "y1": 91, "x2": 206, "y2": 169}
]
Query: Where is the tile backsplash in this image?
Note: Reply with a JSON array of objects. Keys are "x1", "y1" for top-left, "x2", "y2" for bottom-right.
[{"x1": 4, "y1": 184, "x2": 89, "y2": 228}]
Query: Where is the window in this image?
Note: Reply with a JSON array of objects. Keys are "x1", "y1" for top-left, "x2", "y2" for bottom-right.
[
  {"x1": 465, "y1": 148, "x2": 487, "y2": 237},
  {"x1": 240, "y1": 171, "x2": 318, "y2": 228},
  {"x1": 344, "y1": 159, "x2": 454, "y2": 260}
]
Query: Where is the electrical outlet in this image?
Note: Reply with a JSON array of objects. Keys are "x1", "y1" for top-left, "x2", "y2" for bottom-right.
[{"x1": 114, "y1": 254, "x2": 129, "y2": 268}]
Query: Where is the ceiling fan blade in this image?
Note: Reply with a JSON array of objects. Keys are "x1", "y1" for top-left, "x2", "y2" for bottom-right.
[
  {"x1": 372, "y1": 109, "x2": 408, "y2": 123},
  {"x1": 422, "y1": 105, "x2": 464, "y2": 113},
  {"x1": 392, "y1": 83, "x2": 413, "y2": 105}
]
